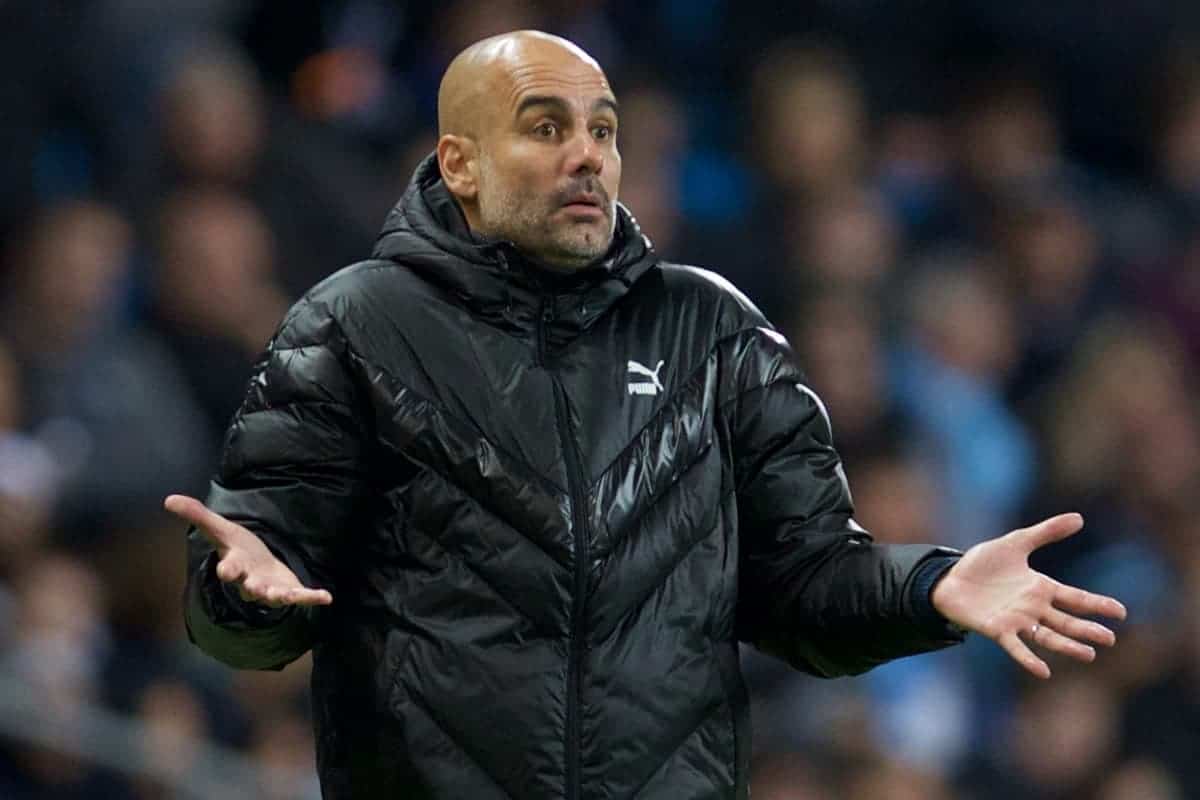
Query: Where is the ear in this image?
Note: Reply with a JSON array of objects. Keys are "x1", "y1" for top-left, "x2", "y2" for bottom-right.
[{"x1": 437, "y1": 135, "x2": 479, "y2": 202}]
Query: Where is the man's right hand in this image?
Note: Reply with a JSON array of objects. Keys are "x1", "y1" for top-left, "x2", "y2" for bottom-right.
[{"x1": 165, "y1": 494, "x2": 333, "y2": 608}]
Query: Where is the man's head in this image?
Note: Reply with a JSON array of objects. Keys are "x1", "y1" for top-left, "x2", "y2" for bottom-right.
[{"x1": 436, "y1": 31, "x2": 621, "y2": 270}]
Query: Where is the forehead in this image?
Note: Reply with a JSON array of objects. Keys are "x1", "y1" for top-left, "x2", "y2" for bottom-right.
[{"x1": 500, "y1": 57, "x2": 615, "y2": 113}]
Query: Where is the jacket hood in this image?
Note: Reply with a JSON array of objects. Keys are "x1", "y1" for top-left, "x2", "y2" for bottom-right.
[{"x1": 371, "y1": 153, "x2": 658, "y2": 332}]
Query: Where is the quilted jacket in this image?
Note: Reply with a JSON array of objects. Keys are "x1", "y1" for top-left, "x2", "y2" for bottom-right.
[{"x1": 184, "y1": 154, "x2": 964, "y2": 799}]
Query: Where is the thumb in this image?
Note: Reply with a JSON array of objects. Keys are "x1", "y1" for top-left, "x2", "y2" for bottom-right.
[
  {"x1": 165, "y1": 494, "x2": 240, "y2": 551},
  {"x1": 1012, "y1": 512, "x2": 1084, "y2": 552}
]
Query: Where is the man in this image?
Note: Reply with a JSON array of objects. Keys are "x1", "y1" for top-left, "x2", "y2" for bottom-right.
[{"x1": 168, "y1": 31, "x2": 1125, "y2": 800}]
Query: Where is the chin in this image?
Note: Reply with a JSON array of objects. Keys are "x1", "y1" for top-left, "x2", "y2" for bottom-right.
[{"x1": 568, "y1": 241, "x2": 611, "y2": 263}]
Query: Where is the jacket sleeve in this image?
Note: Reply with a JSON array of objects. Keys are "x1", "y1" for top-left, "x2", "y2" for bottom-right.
[
  {"x1": 728, "y1": 326, "x2": 965, "y2": 677},
  {"x1": 183, "y1": 296, "x2": 371, "y2": 671}
]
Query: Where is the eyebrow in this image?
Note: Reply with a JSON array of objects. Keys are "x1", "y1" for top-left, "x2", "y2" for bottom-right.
[{"x1": 515, "y1": 95, "x2": 619, "y2": 117}]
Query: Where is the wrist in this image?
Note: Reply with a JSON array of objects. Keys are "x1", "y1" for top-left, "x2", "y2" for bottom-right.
[
  {"x1": 930, "y1": 568, "x2": 954, "y2": 617},
  {"x1": 910, "y1": 555, "x2": 964, "y2": 636}
]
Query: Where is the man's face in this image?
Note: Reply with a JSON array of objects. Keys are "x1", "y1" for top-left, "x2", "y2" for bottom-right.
[{"x1": 475, "y1": 56, "x2": 621, "y2": 269}]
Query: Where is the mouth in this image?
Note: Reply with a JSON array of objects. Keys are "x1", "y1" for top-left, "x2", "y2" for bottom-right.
[{"x1": 560, "y1": 195, "x2": 605, "y2": 218}]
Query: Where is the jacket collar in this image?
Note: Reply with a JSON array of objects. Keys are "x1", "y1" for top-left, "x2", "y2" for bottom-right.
[{"x1": 372, "y1": 153, "x2": 657, "y2": 333}]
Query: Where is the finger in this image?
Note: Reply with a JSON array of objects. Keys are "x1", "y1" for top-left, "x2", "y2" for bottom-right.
[
  {"x1": 214, "y1": 555, "x2": 248, "y2": 584},
  {"x1": 1000, "y1": 631, "x2": 1051, "y2": 679},
  {"x1": 287, "y1": 588, "x2": 334, "y2": 607},
  {"x1": 165, "y1": 495, "x2": 239, "y2": 550},
  {"x1": 237, "y1": 580, "x2": 332, "y2": 608},
  {"x1": 1031, "y1": 624, "x2": 1096, "y2": 663},
  {"x1": 1052, "y1": 583, "x2": 1127, "y2": 621},
  {"x1": 1041, "y1": 608, "x2": 1116, "y2": 647},
  {"x1": 235, "y1": 581, "x2": 284, "y2": 608},
  {"x1": 262, "y1": 586, "x2": 291, "y2": 607},
  {"x1": 240, "y1": 578, "x2": 263, "y2": 599},
  {"x1": 240, "y1": 581, "x2": 283, "y2": 607},
  {"x1": 1012, "y1": 513, "x2": 1084, "y2": 552}
]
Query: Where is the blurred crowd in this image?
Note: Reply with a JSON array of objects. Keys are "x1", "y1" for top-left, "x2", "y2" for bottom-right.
[{"x1": 2, "y1": 1, "x2": 1200, "y2": 798}]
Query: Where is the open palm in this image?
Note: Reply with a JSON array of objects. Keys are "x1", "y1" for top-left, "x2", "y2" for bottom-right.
[
  {"x1": 932, "y1": 513, "x2": 1126, "y2": 678},
  {"x1": 165, "y1": 494, "x2": 332, "y2": 608}
]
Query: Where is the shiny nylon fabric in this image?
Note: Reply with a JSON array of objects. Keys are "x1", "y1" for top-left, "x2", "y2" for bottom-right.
[{"x1": 184, "y1": 155, "x2": 962, "y2": 799}]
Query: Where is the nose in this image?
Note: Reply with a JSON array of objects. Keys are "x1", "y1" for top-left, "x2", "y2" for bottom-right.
[{"x1": 565, "y1": 127, "x2": 603, "y2": 177}]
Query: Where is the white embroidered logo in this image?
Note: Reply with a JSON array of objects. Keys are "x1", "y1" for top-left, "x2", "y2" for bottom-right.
[{"x1": 627, "y1": 359, "x2": 665, "y2": 396}]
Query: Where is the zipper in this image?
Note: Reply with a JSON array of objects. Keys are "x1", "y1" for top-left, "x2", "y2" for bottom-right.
[
  {"x1": 537, "y1": 293, "x2": 590, "y2": 800},
  {"x1": 535, "y1": 294, "x2": 550, "y2": 367}
]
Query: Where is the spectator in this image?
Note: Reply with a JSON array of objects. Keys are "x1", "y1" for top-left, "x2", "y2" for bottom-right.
[
  {"x1": 145, "y1": 38, "x2": 381, "y2": 298},
  {"x1": 749, "y1": 41, "x2": 867, "y2": 204},
  {"x1": 892, "y1": 252, "x2": 1034, "y2": 549},
  {"x1": 0, "y1": 200, "x2": 210, "y2": 536},
  {"x1": 991, "y1": 181, "x2": 1113, "y2": 407},
  {"x1": 0, "y1": 552, "x2": 125, "y2": 799},
  {"x1": 960, "y1": 669, "x2": 1122, "y2": 799},
  {"x1": 0, "y1": 341, "x2": 56, "y2": 571},
  {"x1": 786, "y1": 292, "x2": 910, "y2": 466},
  {"x1": 1097, "y1": 759, "x2": 1184, "y2": 800},
  {"x1": 150, "y1": 187, "x2": 289, "y2": 443},
  {"x1": 1122, "y1": 557, "x2": 1200, "y2": 795}
]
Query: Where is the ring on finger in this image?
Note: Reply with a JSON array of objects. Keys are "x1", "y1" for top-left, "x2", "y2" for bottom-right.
[{"x1": 1030, "y1": 623, "x2": 1040, "y2": 640}]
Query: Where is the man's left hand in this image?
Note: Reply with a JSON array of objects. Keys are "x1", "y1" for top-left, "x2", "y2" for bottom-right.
[{"x1": 931, "y1": 513, "x2": 1127, "y2": 679}]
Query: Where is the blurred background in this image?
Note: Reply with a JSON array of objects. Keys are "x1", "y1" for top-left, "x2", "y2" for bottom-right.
[{"x1": 1, "y1": 1, "x2": 1199, "y2": 798}]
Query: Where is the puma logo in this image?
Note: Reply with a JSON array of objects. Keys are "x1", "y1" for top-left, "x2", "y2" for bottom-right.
[{"x1": 627, "y1": 360, "x2": 665, "y2": 396}]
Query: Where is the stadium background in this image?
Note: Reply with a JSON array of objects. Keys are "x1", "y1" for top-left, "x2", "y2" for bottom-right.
[{"x1": 1, "y1": 1, "x2": 1199, "y2": 797}]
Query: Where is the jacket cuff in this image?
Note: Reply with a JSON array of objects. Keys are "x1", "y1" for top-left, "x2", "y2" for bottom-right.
[{"x1": 909, "y1": 555, "x2": 964, "y2": 636}]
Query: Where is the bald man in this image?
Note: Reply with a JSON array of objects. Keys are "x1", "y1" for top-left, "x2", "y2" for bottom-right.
[{"x1": 172, "y1": 31, "x2": 1124, "y2": 800}]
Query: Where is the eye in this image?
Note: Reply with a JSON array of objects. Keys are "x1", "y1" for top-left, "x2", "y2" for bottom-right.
[
  {"x1": 534, "y1": 122, "x2": 558, "y2": 138},
  {"x1": 592, "y1": 124, "x2": 614, "y2": 140}
]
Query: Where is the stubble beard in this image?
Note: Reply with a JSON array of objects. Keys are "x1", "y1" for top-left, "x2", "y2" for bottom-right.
[{"x1": 476, "y1": 153, "x2": 616, "y2": 270}]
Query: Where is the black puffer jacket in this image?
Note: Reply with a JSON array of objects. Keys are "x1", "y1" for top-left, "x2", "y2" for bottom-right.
[{"x1": 184, "y1": 154, "x2": 963, "y2": 799}]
